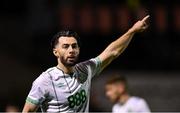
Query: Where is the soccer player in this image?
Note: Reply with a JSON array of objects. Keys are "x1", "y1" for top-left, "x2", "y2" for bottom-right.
[
  {"x1": 22, "y1": 15, "x2": 150, "y2": 112},
  {"x1": 105, "y1": 75, "x2": 150, "y2": 113}
]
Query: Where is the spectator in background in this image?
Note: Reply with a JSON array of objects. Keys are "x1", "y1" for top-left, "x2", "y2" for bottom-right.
[
  {"x1": 105, "y1": 75, "x2": 150, "y2": 113},
  {"x1": 5, "y1": 104, "x2": 20, "y2": 112}
]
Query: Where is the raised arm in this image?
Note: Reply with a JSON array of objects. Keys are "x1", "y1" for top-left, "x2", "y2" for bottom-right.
[{"x1": 98, "y1": 15, "x2": 150, "y2": 70}]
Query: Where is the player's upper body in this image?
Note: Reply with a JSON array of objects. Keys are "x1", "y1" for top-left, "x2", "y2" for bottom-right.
[
  {"x1": 105, "y1": 76, "x2": 150, "y2": 113},
  {"x1": 26, "y1": 57, "x2": 101, "y2": 112},
  {"x1": 113, "y1": 96, "x2": 150, "y2": 113},
  {"x1": 23, "y1": 15, "x2": 150, "y2": 112}
]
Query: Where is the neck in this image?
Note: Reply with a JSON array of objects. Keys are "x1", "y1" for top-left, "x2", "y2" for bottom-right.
[
  {"x1": 118, "y1": 93, "x2": 130, "y2": 105},
  {"x1": 57, "y1": 59, "x2": 74, "y2": 74}
]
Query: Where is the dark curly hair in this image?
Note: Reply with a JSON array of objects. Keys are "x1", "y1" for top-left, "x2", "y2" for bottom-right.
[{"x1": 51, "y1": 30, "x2": 81, "y2": 49}]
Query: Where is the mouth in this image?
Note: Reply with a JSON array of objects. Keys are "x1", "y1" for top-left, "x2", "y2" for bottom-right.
[{"x1": 67, "y1": 56, "x2": 76, "y2": 60}]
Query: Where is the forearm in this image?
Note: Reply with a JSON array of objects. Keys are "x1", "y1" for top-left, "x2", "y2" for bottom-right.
[
  {"x1": 98, "y1": 28, "x2": 136, "y2": 70},
  {"x1": 105, "y1": 28, "x2": 135, "y2": 58}
]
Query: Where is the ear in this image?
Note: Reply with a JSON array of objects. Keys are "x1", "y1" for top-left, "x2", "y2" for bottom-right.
[{"x1": 53, "y1": 48, "x2": 59, "y2": 57}]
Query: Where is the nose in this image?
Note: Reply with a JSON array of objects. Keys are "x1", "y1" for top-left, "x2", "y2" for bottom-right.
[{"x1": 68, "y1": 46, "x2": 75, "y2": 53}]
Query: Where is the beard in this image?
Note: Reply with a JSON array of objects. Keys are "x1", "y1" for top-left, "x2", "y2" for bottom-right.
[
  {"x1": 60, "y1": 55, "x2": 79, "y2": 67},
  {"x1": 111, "y1": 92, "x2": 122, "y2": 103}
]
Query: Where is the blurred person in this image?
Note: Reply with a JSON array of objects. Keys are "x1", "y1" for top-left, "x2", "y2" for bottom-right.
[
  {"x1": 22, "y1": 15, "x2": 149, "y2": 112},
  {"x1": 105, "y1": 75, "x2": 150, "y2": 113},
  {"x1": 5, "y1": 104, "x2": 20, "y2": 112}
]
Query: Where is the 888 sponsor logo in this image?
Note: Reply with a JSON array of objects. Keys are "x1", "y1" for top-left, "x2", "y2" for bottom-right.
[{"x1": 67, "y1": 89, "x2": 87, "y2": 108}]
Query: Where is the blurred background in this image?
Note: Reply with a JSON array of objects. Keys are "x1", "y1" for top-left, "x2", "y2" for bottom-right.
[{"x1": 0, "y1": 0, "x2": 180, "y2": 112}]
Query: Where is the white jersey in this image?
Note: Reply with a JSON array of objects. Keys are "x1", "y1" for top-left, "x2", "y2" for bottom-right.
[
  {"x1": 112, "y1": 96, "x2": 150, "y2": 113},
  {"x1": 26, "y1": 57, "x2": 101, "y2": 113}
]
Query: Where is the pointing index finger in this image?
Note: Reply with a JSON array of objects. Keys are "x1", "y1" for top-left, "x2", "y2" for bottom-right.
[{"x1": 142, "y1": 15, "x2": 150, "y2": 22}]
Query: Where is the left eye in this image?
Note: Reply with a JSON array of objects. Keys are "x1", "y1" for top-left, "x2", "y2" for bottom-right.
[{"x1": 72, "y1": 45, "x2": 77, "y2": 48}]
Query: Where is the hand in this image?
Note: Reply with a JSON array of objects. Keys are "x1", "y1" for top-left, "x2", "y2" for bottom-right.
[{"x1": 130, "y1": 15, "x2": 150, "y2": 33}]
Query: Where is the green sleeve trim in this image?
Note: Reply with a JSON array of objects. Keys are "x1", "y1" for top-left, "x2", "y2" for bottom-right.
[
  {"x1": 26, "y1": 97, "x2": 39, "y2": 105},
  {"x1": 95, "y1": 57, "x2": 102, "y2": 75},
  {"x1": 95, "y1": 56, "x2": 102, "y2": 65}
]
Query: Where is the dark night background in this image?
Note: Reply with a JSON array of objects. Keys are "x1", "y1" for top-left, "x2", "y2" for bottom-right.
[{"x1": 0, "y1": 0, "x2": 180, "y2": 112}]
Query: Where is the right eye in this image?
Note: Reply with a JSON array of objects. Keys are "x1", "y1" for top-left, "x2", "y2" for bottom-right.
[{"x1": 62, "y1": 44, "x2": 69, "y2": 49}]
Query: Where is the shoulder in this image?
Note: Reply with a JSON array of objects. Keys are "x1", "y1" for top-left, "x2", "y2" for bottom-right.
[
  {"x1": 76, "y1": 57, "x2": 101, "y2": 66},
  {"x1": 33, "y1": 67, "x2": 57, "y2": 85},
  {"x1": 112, "y1": 103, "x2": 121, "y2": 111},
  {"x1": 75, "y1": 57, "x2": 101, "y2": 73},
  {"x1": 129, "y1": 96, "x2": 150, "y2": 112},
  {"x1": 129, "y1": 96, "x2": 148, "y2": 105}
]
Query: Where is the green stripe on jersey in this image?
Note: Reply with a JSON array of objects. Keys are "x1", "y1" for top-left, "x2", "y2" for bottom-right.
[{"x1": 26, "y1": 97, "x2": 39, "y2": 105}]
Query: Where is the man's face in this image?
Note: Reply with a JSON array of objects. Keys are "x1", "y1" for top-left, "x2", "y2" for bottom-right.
[
  {"x1": 53, "y1": 36, "x2": 80, "y2": 67},
  {"x1": 105, "y1": 83, "x2": 125, "y2": 103}
]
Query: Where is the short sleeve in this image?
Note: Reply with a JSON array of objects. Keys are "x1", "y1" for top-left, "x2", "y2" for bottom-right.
[
  {"x1": 136, "y1": 99, "x2": 151, "y2": 112},
  {"x1": 75, "y1": 57, "x2": 102, "y2": 80},
  {"x1": 88, "y1": 57, "x2": 102, "y2": 76},
  {"x1": 26, "y1": 74, "x2": 49, "y2": 105}
]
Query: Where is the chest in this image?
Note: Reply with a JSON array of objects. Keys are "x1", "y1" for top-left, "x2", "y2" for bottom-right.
[{"x1": 49, "y1": 76, "x2": 89, "y2": 107}]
